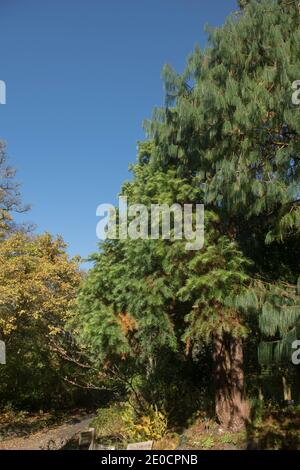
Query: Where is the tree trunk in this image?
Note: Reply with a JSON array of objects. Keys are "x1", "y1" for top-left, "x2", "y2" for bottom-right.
[
  {"x1": 282, "y1": 372, "x2": 292, "y2": 402},
  {"x1": 213, "y1": 331, "x2": 250, "y2": 430},
  {"x1": 258, "y1": 382, "x2": 264, "y2": 402}
]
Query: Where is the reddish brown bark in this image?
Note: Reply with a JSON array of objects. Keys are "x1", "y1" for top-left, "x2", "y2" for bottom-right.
[{"x1": 213, "y1": 331, "x2": 250, "y2": 430}]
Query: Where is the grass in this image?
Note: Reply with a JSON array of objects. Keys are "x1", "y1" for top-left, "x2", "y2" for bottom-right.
[{"x1": 194, "y1": 435, "x2": 215, "y2": 449}]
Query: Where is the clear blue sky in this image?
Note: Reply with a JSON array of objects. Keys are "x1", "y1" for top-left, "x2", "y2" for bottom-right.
[{"x1": 0, "y1": 0, "x2": 237, "y2": 263}]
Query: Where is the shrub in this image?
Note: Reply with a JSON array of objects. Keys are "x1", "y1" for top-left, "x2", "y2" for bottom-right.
[{"x1": 121, "y1": 403, "x2": 168, "y2": 441}]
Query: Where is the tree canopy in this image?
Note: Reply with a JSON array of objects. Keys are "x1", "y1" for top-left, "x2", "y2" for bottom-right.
[{"x1": 75, "y1": 0, "x2": 300, "y2": 430}]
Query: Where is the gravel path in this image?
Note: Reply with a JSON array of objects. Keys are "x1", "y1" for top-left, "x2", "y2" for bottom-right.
[{"x1": 0, "y1": 415, "x2": 94, "y2": 450}]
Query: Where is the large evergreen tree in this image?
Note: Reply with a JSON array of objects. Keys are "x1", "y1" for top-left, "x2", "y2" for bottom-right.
[
  {"x1": 76, "y1": 144, "x2": 252, "y2": 429},
  {"x1": 76, "y1": 0, "x2": 300, "y2": 429},
  {"x1": 146, "y1": 0, "x2": 300, "y2": 415}
]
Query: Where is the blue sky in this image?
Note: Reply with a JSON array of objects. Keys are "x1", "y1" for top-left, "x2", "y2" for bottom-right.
[{"x1": 0, "y1": 0, "x2": 237, "y2": 263}]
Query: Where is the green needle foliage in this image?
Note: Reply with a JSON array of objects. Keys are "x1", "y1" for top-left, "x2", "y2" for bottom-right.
[{"x1": 76, "y1": 0, "x2": 300, "y2": 429}]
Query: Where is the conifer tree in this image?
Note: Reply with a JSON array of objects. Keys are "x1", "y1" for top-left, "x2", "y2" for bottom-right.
[
  {"x1": 77, "y1": 0, "x2": 300, "y2": 429},
  {"x1": 145, "y1": 0, "x2": 300, "y2": 415},
  {"x1": 77, "y1": 143, "x2": 252, "y2": 428}
]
